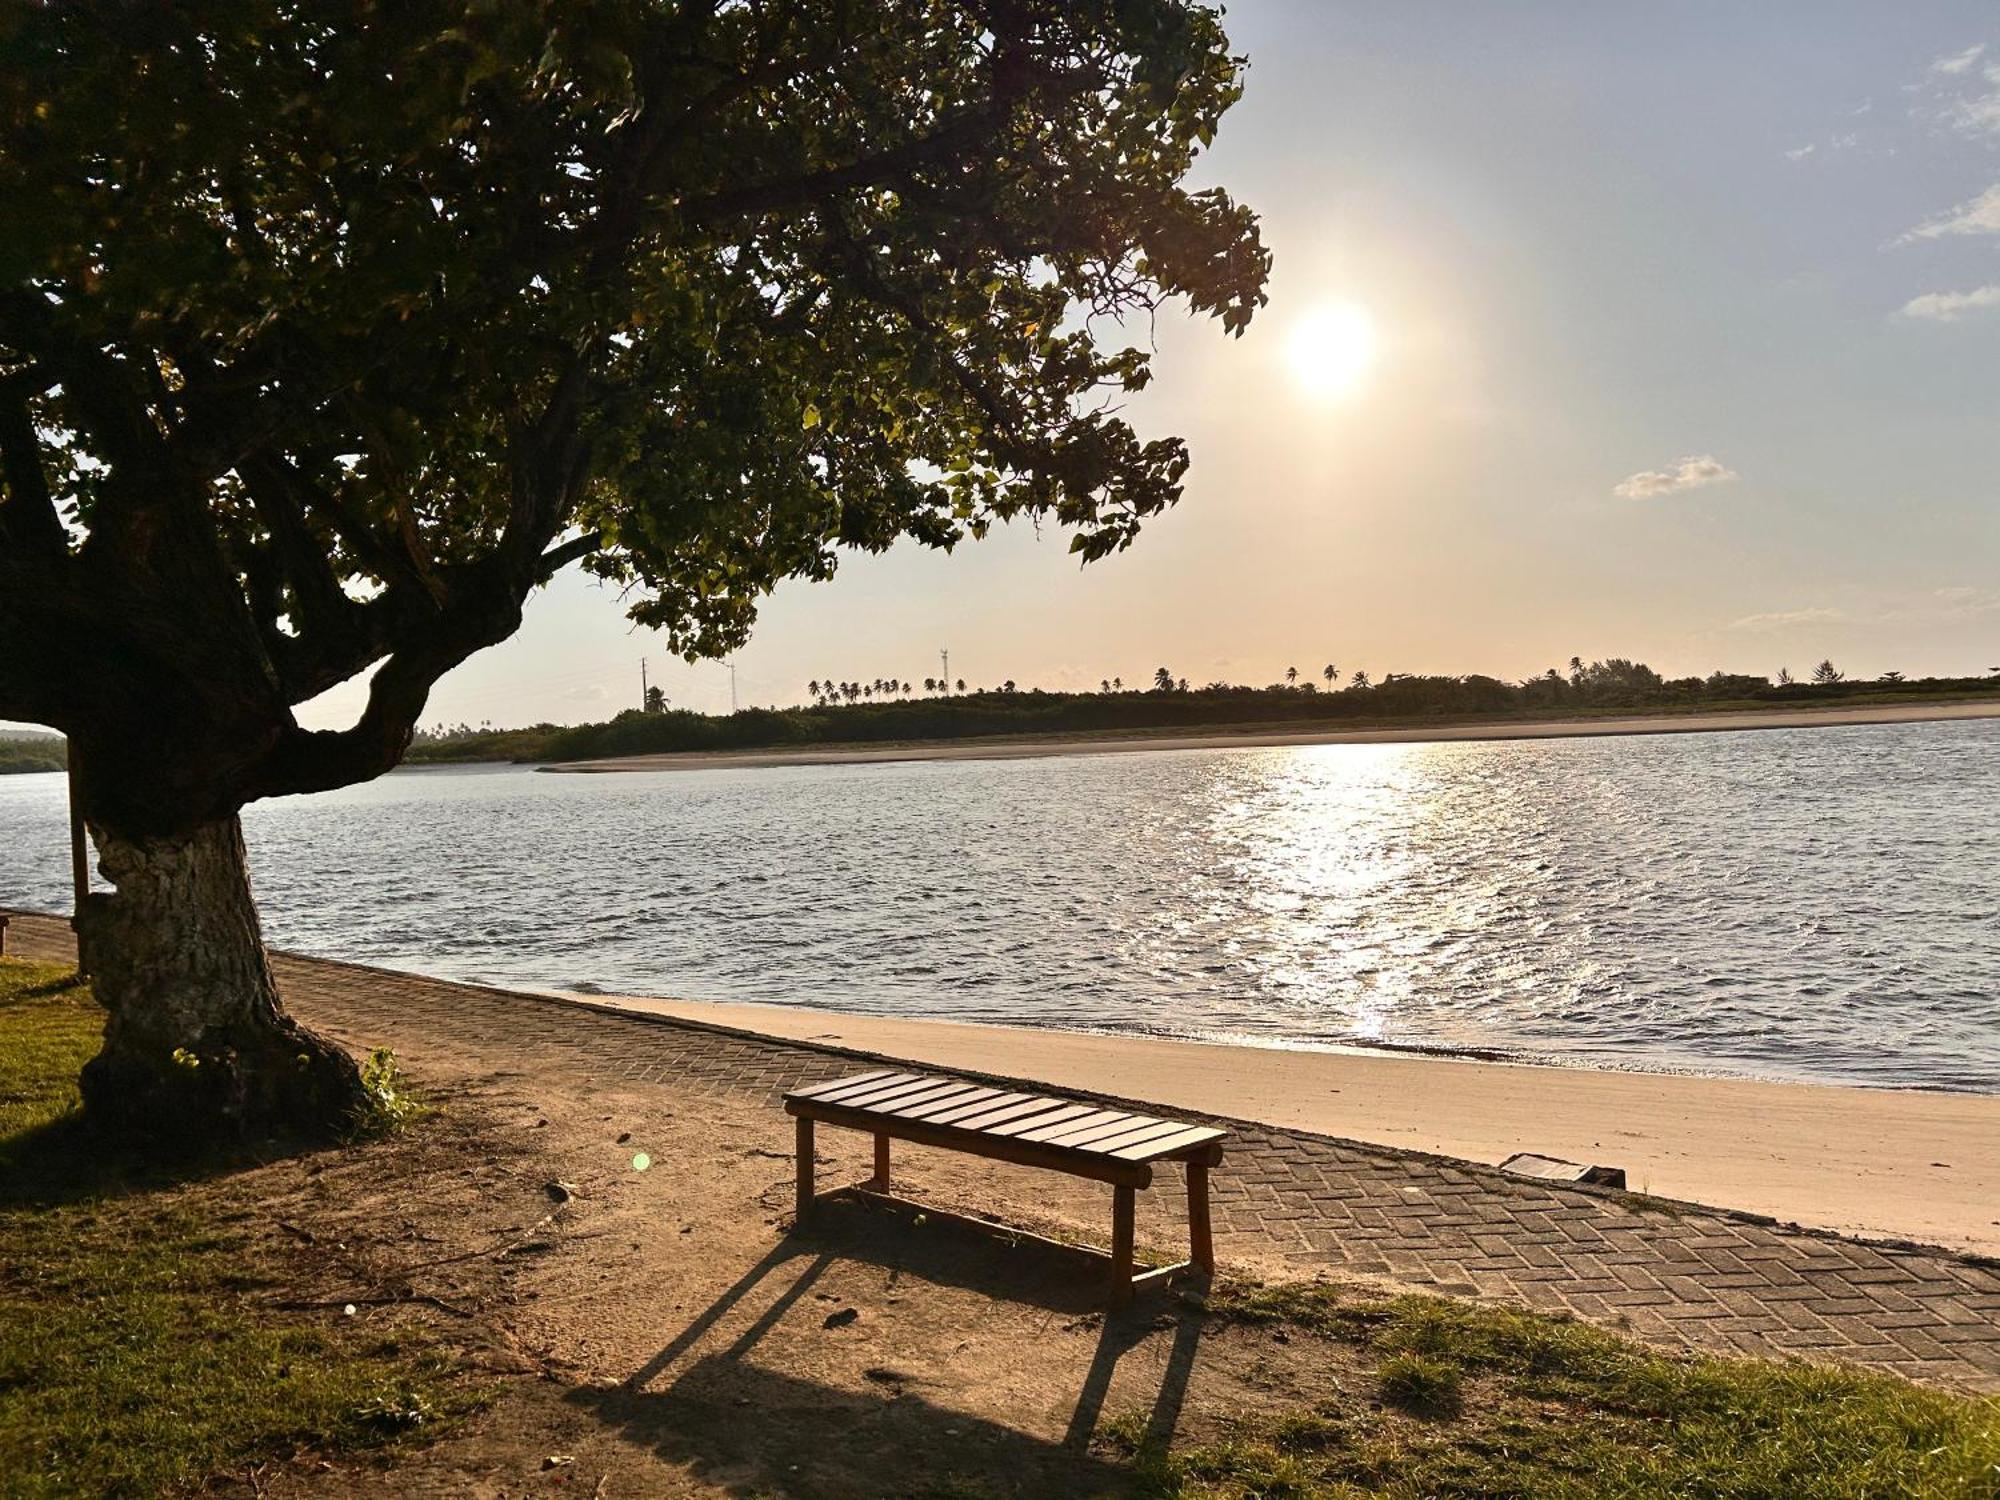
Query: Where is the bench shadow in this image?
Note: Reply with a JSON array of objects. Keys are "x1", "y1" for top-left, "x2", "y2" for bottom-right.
[{"x1": 569, "y1": 1190, "x2": 1207, "y2": 1495}]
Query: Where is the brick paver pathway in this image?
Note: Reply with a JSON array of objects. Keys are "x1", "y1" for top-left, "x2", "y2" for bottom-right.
[{"x1": 9, "y1": 911, "x2": 1999, "y2": 1393}]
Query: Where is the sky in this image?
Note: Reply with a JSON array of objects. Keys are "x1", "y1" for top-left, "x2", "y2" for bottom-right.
[{"x1": 306, "y1": 1, "x2": 2000, "y2": 729}]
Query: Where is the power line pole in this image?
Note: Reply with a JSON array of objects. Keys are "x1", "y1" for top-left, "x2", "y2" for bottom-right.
[
  {"x1": 640, "y1": 657, "x2": 648, "y2": 712},
  {"x1": 727, "y1": 662, "x2": 739, "y2": 714},
  {"x1": 940, "y1": 646, "x2": 950, "y2": 691}
]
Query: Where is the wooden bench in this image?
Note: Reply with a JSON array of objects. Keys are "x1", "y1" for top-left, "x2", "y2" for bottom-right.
[{"x1": 785, "y1": 1069, "x2": 1226, "y2": 1302}]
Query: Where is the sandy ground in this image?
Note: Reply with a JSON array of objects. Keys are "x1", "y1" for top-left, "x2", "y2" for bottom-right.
[
  {"x1": 572, "y1": 995, "x2": 2000, "y2": 1259},
  {"x1": 197, "y1": 1033, "x2": 1358, "y2": 1498},
  {"x1": 543, "y1": 699, "x2": 2000, "y2": 774}
]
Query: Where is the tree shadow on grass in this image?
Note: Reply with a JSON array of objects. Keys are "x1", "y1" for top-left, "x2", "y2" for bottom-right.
[
  {"x1": 0, "y1": 1108, "x2": 340, "y2": 1211},
  {"x1": 567, "y1": 1191, "x2": 1206, "y2": 1496}
]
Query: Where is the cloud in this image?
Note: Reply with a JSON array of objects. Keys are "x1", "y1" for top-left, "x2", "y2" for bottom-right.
[
  {"x1": 1613, "y1": 455, "x2": 1739, "y2": 501},
  {"x1": 1930, "y1": 43, "x2": 1986, "y2": 77},
  {"x1": 1902, "y1": 182, "x2": 2000, "y2": 242},
  {"x1": 1780, "y1": 142, "x2": 1816, "y2": 162},
  {"x1": 1900, "y1": 284, "x2": 2000, "y2": 321},
  {"x1": 1727, "y1": 589, "x2": 2000, "y2": 633},
  {"x1": 1727, "y1": 607, "x2": 1849, "y2": 633}
]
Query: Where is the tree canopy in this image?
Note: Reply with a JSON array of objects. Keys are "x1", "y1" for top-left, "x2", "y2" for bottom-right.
[{"x1": 0, "y1": 0, "x2": 1267, "y2": 835}]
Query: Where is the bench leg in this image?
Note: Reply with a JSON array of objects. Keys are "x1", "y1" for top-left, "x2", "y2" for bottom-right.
[
  {"x1": 795, "y1": 1116, "x2": 815, "y2": 1222},
  {"x1": 1187, "y1": 1162, "x2": 1214, "y2": 1274},
  {"x1": 872, "y1": 1131, "x2": 891, "y2": 1188},
  {"x1": 1110, "y1": 1184, "x2": 1136, "y2": 1304}
]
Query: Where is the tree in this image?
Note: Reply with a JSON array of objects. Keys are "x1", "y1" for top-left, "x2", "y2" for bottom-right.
[
  {"x1": 0, "y1": 2, "x2": 1267, "y2": 1138},
  {"x1": 1100, "y1": 678, "x2": 1111, "y2": 693},
  {"x1": 1285, "y1": 665, "x2": 1298, "y2": 686},
  {"x1": 1878, "y1": 670, "x2": 1905, "y2": 684},
  {"x1": 1351, "y1": 670, "x2": 1372, "y2": 689},
  {"x1": 1812, "y1": 659, "x2": 1845, "y2": 685},
  {"x1": 644, "y1": 684, "x2": 666, "y2": 712},
  {"x1": 1112, "y1": 676, "x2": 1122, "y2": 691},
  {"x1": 1153, "y1": 667, "x2": 1175, "y2": 692},
  {"x1": 808, "y1": 679, "x2": 822, "y2": 702},
  {"x1": 955, "y1": 679, "x2": 967, "y2": 694},
  {"x1": 1777, "y1": 667, "x2": 1794, "y2": 686},
  {"x1": 1323, "y1": 664, "x2": 1338, "y2": 688}
]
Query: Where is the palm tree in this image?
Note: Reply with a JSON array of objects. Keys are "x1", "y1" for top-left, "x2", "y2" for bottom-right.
[
  {"x1": 1811, "y1": 659, "x2": 1844, "y2": 685},
  {"x1": 1153, "y1": 666, "x2": 1174, "y2": 692},
  {"x1": 1351, "y1": 670, "x2": 1371, "y2": 689},
  {"x1": 1100, "y1": 678, "x2": 1111, "y2": 693},
  {"x1": 807, "y1": 679, "x2": 821, "y2": 701},
  {"x1": 1568, "y1": 655, "x2": 1585, "y2": 688},
  {"x1": 1112, "y1": 676, "x2": 1122, "y2": 691},
  {"x1": 1177, "y1": 677, "x2": 1189, "y2": 692},
  {"x1": 923, "y1": 677, "x2": 936, "y2": 693},
  {"x1": 1286, "y1": 665, "x2": 1298, "y2": 686},
  {"x1": 1323, "y1": 664, "x2": 1337, "y2": 688},
  {"x1": 1776, "y1": 667, "x2": 1793, "y2": 686},
  {"x1": 1002, "y1": 678, "x2": 1017, "y2": 693},
  {"x1": 955, "y1": 678, "x2": 966, "y2": 693}
]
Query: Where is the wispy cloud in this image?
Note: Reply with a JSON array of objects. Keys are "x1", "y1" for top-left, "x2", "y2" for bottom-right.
[
  {"x1": 1613, "y1": 455, "x2": 1739, "y2": 501},
  {"x1": 1930, "y1": 43, "x2": 1986, "y2": 77},
  {"x1": 1902, "y1": 182, "x2": 2000, "y2": 242},
  {"x1": 1728, "y1": 589, "x2": 2000, "y2": 633},
  {"x1": 1900, "y1": 284, "x2": 2000, "y2": 321},
  {"x1": 1727, "y1": 607, "x2": 1849, "y2": 633},
  {"x1": 1915, "y1": 44, "x2": 2000, "y2": 140},
  {"x1": 1780, "y1": 142, "x2": 1817, "y2": 162}
]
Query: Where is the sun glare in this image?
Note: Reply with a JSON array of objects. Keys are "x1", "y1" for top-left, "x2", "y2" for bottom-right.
[{"x1": 1287, "y1": 302, "x2": 1377, "y2": 399}]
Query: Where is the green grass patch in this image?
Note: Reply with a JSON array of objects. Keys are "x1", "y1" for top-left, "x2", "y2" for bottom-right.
[
  {"x1": 0, "y1": 959, "x2": 478, "y2": 1496},
  {"x1": 1126, "y1": 1284, "x2": 2000, "y2": 1497}
]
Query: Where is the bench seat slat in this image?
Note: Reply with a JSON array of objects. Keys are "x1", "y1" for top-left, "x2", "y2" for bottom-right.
[
  {"x1": 924, "y1": 1089, "x2": 1039, "y2": 1125},
  {"x1": 947, "y1": 1096, "x2": 1073, "y2": 1132},
  {"x1": 985, "y1": 1103, "x2": 1105, "y2": 1140},
  {"x1": 836, "y1": 1076, "x2": 957, "y2": 1110},
  {"x1": 875, "y1": 1078, "x2": 982, "y2": 1110},
  {"x1": 1020, "y1": 1109, "x2": 1147, "y2": 1146},
  {"x1": 1111, "y1": 1124, "x2": 1228, "y2": 1162},
  {"x1": 1075, "y1": 1118, "x2": 1193, "y2": 1155},
  {"x1": 809, "y1": 1071, "x2": 923, "y2": 1106},
  {"x1": 1048, "y1": 1114, "x2": 1168, "y2": 1149},
  {"x1": 893, "y1": 1085, "x2": 1004, "y2": 1121},
  {"x1": 789, "y1": 1069, "x2": 899, "y2": 1101}
]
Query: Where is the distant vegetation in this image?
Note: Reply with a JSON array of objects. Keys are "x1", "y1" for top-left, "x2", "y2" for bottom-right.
[
  {"x1": 0, "y1": 736, "x2": 64, "y2": 776},
  {"x1": 406, "y1": 659, "x2": 2000, "y2": 766}
]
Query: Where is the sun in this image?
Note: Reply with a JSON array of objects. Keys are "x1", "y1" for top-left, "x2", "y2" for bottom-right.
[{"x1": 1287, "y1": 302, "x2": 1377, "y2": 399}]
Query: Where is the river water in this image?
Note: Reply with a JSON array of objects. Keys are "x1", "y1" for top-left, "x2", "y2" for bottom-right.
[{"x1": 3, "y1": 719, "x2": 1996, "y2": 1091}]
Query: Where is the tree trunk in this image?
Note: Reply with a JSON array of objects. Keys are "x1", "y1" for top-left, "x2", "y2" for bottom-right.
[{"x1": 75, "y1": 816, "x2": 365, "y2": 1141}]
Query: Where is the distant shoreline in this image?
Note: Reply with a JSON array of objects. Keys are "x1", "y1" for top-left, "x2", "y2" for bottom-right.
[{"x1": 541, "y1": 697, "x2": 2000, "y2": 774}]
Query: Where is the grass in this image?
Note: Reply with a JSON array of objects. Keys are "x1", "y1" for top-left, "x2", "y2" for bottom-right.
[
  {"x1": 1107, "y1": 1284, "x2": 2000, "y2": 1498},
  {"x1": 0, "y1": 958, "x2": 477, "y2": 1496}
]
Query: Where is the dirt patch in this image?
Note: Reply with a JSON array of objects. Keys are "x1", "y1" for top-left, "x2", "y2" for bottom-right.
[{"x1": 144, "y1": 1043, "x2": 1379, "y2": 1497}]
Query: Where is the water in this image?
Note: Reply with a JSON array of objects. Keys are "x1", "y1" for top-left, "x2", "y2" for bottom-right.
[{"x1": 3, "y1": 719, "x2": 1997, "y2": 1092}]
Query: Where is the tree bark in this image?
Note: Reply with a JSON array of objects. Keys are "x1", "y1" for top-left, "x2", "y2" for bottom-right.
[{"x1": 75, "y1": 815, "x2": 365, "y2": 1141}]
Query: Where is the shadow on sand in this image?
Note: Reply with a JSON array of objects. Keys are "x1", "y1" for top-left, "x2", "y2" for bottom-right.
[{"x1": 568, "y1": 1191, "x2": 1205, "y2": 1497}]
